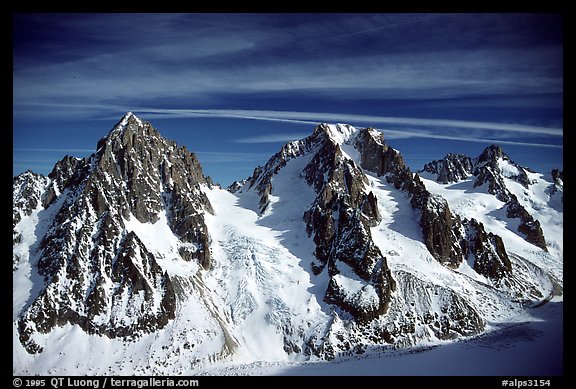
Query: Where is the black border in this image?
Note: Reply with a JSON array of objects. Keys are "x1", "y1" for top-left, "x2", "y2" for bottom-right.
[{"x1": 7, "y1": 4, "x2": 570, "y2": 385}]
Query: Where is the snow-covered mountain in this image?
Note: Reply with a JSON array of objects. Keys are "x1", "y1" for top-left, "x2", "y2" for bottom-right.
[{"x1": 13, "y1": 114, "x2": 563, "y2": 375}]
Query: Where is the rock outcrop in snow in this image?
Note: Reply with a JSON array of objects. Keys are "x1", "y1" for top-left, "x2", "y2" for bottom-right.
[
  {"x1": 12, "y1": 171, "x2": 50, "y2": 270},
  {"x1": 15, "y1": 113, "x2": 212, "y2": 354},
  {"x1": 240, "y1": 124, "x2": 492, "y2": 356},
  {"x1": 462, "y1": 218, "x2": 512, "y2": 282},
  {"x1": 421, "y1": 145, "x2": 548, "y2": 251},
  {"x1": 245, "y1": 124, "x2": 396, "y2": 325},
  {"x1": 13, "y1": 115, "x2": 562, "y2": 373},
  {"x1": 422, "y1": 153, "x2": 474, "y2": 184},
  {"x1": 353, "y1": 128, "x2": 466, "y2": 268}
]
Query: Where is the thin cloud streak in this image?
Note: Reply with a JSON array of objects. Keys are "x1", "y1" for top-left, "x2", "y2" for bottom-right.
[
  {"x1": 131, "y1": 107, "x2": 563, "y2": 149},
  {"x1": 14, "y1": 148, "x2": 95, "y2": 153},
  {"x1": 134, "y1": 107, "x2": 563, "y2": 137},
  {"x1": 195, "y1": 151, "x2": 271, "y2": 163},
  {"x1": 233, "y1": 133, "x2": 312, "y2": 144},
  {"x1": 380, "y1": 129, "x2": 563, "y2": 149}
]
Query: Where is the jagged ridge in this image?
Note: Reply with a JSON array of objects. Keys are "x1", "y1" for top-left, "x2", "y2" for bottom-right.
[
  {"x1": 16, "y1": 113, "x2": 213, "y2": 354},
  {"x1": 13, "y1": 115, "x2": 562, "y2": 370},
  {"x1": 421, "y1": 145, "x2": 548, "y2": 251}
]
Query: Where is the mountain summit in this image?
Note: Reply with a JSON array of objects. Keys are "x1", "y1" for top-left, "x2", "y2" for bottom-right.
[
  {"x1": 13, "y1": 114, "x2": 563, "y2": 374},
  {"x1": 15, "y1": 113, "x2": 213, "y2": 354}
]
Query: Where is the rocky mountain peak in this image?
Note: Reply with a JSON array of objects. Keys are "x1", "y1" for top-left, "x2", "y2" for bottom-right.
[
  {"x1": 418, "y1": 144, "x2": 548, "y2": 252},
  {"x1": 241, "y1": 122, "x2": 396, "y2": 326},
  {"x1": 421, "y1": 153, "x2": 474, "y2": 184},
  {"x1": 354, "y1": 127, "x2": 406, "y2": 177},
  {"x1": 110, "y1": 111, "x2": 144, "y2": 135},
  {"x1": 13, "y1": 118, "x2": 562, "y2": 370},
  {"x1": 15, "y1": 113, "x2": 214, "y2": 354},
  {"x1": 478, "y1": 144, "x2": 506, "y2": 164},
  {"x1": 314, "y1": 122, "x2": 359, "y2": 145}
]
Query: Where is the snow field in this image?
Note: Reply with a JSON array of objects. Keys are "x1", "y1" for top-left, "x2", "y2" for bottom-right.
[
  {"x1": 201, "y1": 152, "x2": 330, "y2": 364},
  {"x1": 13, "y1": 121, "x2": 562, "y2": 375}
]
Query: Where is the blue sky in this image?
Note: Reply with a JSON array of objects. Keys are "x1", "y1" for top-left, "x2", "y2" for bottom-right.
[{"x1": 13, "y1": 13, "x2": 563, "y2": 186}]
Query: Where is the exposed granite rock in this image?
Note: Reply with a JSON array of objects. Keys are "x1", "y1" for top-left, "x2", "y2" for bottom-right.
[
  {"x1": 302, "y1": 126, "x2": 395, "y2": 322},
  {"x1": 355, "y1": 129, "x2": 465, "y2": 267},
  {"x1": 473, "y1": 145, "x2": 547, "y2": 251},
  {"x1": 421, "y1": 153, "x2": 474, "y2": 184},
  {"x1": 19, "y1": 230, "x2": 176, "y2": 354},
  {"x1": 506, "y1": 196, "x2": 547, "y2": 251},
  {"x1": 16, "y1": 113, "x2": 211, "y2": 353},
  {"x1": 413, "y1": 189, "x2": 466, "y2": 268},
  {"x1": 227, "y1": 180, "x2": 246, "y2": 194},
  {"x1": 463, "y1": 218, "x2": 512, "y2": 281},
  {"x1": 247, "y1": 124, "x2": 396, "y2": 324},
  {"x1": 420, "y1": 144, "x2": 548, "y2": 251},
  {"x1": 354, "y1": 128, "x2": 406, "y2": 177}
]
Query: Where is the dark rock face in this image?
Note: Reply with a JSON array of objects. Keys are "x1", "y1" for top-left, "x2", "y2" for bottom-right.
[
  {"x1": 463, "y1": 218, "x2": 512, "y2": 282},
  {"x1": 355, "y1": 133, "x2": 519, "y2": 278},
  {"x1": 15, "y1": 113, "x2": 212, "y2": 354},
  {"x1": 420, "y1": 144, "x2": 547, "y2": 251},
  {"x1": 302, "y1": 140, "x2": 395, "y2": 322},
  {"x1": 19, "y1": 231, "x2": 176, "y2": 353},
  {"x1": 227, "y1": 180, "x2": 246, "y2": 194},
  {"x1": 413, "y1": 190, "x2": 466, "y2": 268},
  {"x1": 248, "y1": 124, "x2": 396, "y2": 324},
  {"x1": 548, "y1": 169, "x2": 563, "y2": 199},
  {"x1": 353, "y1": 128, "x2": 406, "y2": 177},
  {"x1": 473, "y1": 148, "x2": 513, "y2": 203},
  {"x1": 42, "y1": 156, "x2": 89, "y2": 208},
  {"x1": 474, "y1": 144, "x2": 535, "y2": 195},
  {"x1": 474, "y1": 145, "x2": 547, "y2": 251},
  {"x1": 355, "y1": 129, "x2": 466, "y2": 267},
  {"x1": 475, "y1": 145, "x2": 534, "y2": 189},
  {"x1": 422, "y1": 153, "x2": 474, "y2": 184},
  {"x1": 505, "y1": 197, "x2": 547, "y2": 250}
]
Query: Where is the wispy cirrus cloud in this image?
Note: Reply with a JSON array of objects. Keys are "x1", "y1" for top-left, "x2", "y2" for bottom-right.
[
  {"x1": 14, "y1": 13, "x2": 563, "y2": 113},
  {"x1": 138, "y1": 108, "x2": 562, "y2": 136},
  {"x1": 13, "y1": 13, "x2": 563, "y2": 182},
  {"x1": 14, "y1": 46, "x2": 563, "y2": 112},
  {"x1": 379, "y1": 128, "x2": 563, "y2": 148},
  {"x1": 232, "y1": 133, "x2": 312, "y2": 144},
  {"x1": 13, "y1": 14, "x2": 562, "y2": 121},
  {"x1": 194, "y1": 151, "x2": 271, "y2": 163},
  {"x1": 13, "y1": 147, "x2": 95, "y2": 153},
  {"x1": 131, "y1": 107, "x2": 563, "y2": 143}
]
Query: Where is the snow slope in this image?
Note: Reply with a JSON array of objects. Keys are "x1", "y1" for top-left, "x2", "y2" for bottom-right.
[
  {"x1": 194, "y1": 298, "x2": 563, "y2": 376},
  {"x1": 13, "y1": 155, "x2": 331, "y2": 375},
  {"x1": 201, "y1": 155, "x2": 331, "y2": 363},
  {"x1": 419, "y1": 170, "x2": 563, "y2": 288},
  {"x1": 13, "y1": 120, "x2": 562, "y2": 376}
]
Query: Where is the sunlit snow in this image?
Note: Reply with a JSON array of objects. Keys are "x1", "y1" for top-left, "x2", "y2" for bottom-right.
[{"x1": 13, "y1": 123, "x2": 562, "y2": 376}]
